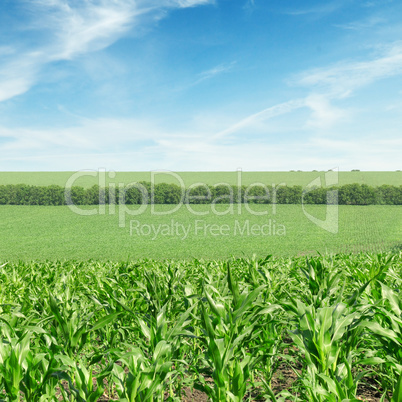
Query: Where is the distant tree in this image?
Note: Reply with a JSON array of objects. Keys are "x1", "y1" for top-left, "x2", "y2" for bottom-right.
[
  {"x1": 153, "y1": 183, "x2": 182, "y2": 204},
  {"x1": 185, "y1": 184, "x2": 212, "y2": 204},
  {"x1": 277, "y1": 185, "x2": 302, "y2": 204},
  {"x1": 85, "y1": 185, "x2": 101, "y2": 205},
  {"x1": 338, "y1": 183, "x2": 375, "y2": 205},
  {"x1": 0, "y1": 182, "x2": 400, "y2": 206},
  {"x1": 244, "y1": 184, "x2": 271, "y2": 204},
  {"x1": 302, "y1": 187, "x2": 327, "y2": 204},
  {"x1": 0, "y1": 186, "x2": 7, "y2": 204},
  {"x1": 212, "y1": 184, "x2": 234, "y2": 204},
  {"x1": 47, "y1": 185, "x2": 65, "y2": 205}
]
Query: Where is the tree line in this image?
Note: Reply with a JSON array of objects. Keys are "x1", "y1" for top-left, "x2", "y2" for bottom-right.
[{"x1": 0, "y1": 182, "x2": 401, "y2": 206}]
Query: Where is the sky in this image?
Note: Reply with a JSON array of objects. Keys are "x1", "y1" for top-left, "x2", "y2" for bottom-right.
[{"x1": 0, "y1": 0, "x2": 402, "y2": 171}]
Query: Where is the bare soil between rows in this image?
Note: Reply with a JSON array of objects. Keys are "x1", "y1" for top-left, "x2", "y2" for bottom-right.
[{"x1": 88, "y1": 362, "x2": 386, "y2": 401}]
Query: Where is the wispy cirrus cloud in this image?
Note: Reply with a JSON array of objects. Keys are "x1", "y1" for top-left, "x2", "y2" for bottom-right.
[
  {"x1": 175, "y1": 0, "x2": 215, "y2": 7},
  {"x1": 171, "y1": 61, "x2": 236, "y2": 93},
  {"x1": 283, "y1": 1, "x2": 344, "y2": 17},
  {"x1": 1, "y1": 0, "x2": 401, "y2": 171},
  {"x1": 334, "y1": 16, "x2": 386, "y2": 31},
  {"x1": 194, "y1": 61, "x2": 236, "y2": 85},
  {"x1": 294, "y1": 41, "x2": 402, "y2": 97},
  {"x1": 0, "y1": 46, "x2": 16, "y2": 56},
  {"x1": 2, "y1": 115, "x2": 400, "y2": 171},
  {"x1": 0, "y1": 116, "x2": 165, "y2": 156},
  {"x1": 243, "y1": 0, "x2": 256, "y2": 14},
  {"x1": 0, "y1": 0, "x2": 214, "y2": 103},
  {"x1": 212, "y1": 40, "x2": 402, "y2": 139},
  {"x1": 213, "y1": 99, "x2": 306, "y2": 139},
  {"x1": 199, "y1": 62, "x2": 235, "y2": 79},
  {"x1": 41, "y1": 1, "x2": 141, "y2": 61},
  {"x1": 363, "y1": 0, "x2": 394, "y2": 7},
  {"x1": 304, "y1": 94, "x2": 348, "y2": 129},
  {"x1": 0, "y1": 63, "x2": 37, "y2": 102}
]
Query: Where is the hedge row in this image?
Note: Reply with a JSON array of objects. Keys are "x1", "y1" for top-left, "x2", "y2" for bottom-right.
[{"x1": 0, "y1": 182, "x2": 401, "y2": 206}]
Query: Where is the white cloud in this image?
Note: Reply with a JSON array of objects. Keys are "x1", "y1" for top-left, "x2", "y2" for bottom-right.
[
  {"x1": 0, "y1": 75, "x2": 33, "y2": 103},
  {"x1": 305, "y1": 94, "x2": 348, "y2": 129},
  {"x1": 284, "y1": 1, "x2": 343, "y2": 17},
  {"x1": 186, "y1": 61, "x2": 236, "y2": 88},
  {"x1": 1, "y1": 112, "x2": 401, "y2": 171},
  {"x1": 335, "y1": 16, "x2": 385, "y2": 31},
  {"x1": 45, "y1": 1, "x2": 140, "y2": 60},
  {"x1": 308, "y1": 137, "x2": 402, "y2": 170},
  {"x1": 171, "y1": 61, "x2": 237, "y2": 93},
  {"x1": 0, "y1": 117, "x2": 162, "y2": 154},
  {"x1": 198, "y1": 62, "x2": 235, "y2": 81},
  {"x1": 214, "y1": 99, "x2": 306, "y2": 139},
  {"x1": 188, "y1": 39, "x2": 402, "y2": 149},
  {"x1": 0, "y1": 51, "x2": 42, "y2": 102},
  {"x1": 213, "y1": 94, "x2": 348, "y2": 139},
  {"x1": 294, "y1": 42, "x2": 402, "y2": 98},
  {"x1": 0, "y1": 46, "x2": 16, "y2": 56},
  {"x1": 243, "y1": 0, "x2": 256, "y2": 14},
  {"x1": 0, "y1": 0, "x2": 214, "y2": 103},
  {"x1": 175, "y1": 0, "x2": 215, "y2": 7},
  {"x1": 363, "y1": 0, "x2": 394, "y2": 7},
  {"x1": 1, "y1": 1, "x2": 401, "y2": 171}
]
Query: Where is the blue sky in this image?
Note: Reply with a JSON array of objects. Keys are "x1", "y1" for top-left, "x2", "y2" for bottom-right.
[{"x1": 0, "y1": 0, "x2": 401, "y2": 171}]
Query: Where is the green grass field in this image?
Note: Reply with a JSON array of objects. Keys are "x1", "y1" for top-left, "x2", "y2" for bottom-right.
[
  {"x1": 1, "y1": 170, "x2": 401, "y2": 188},
  {"x1": 1, "y1": 204, "x2": 400, "y2": 261},
  {"x1": 1, "y1": 171, "x2": 402, "y2": 401}
]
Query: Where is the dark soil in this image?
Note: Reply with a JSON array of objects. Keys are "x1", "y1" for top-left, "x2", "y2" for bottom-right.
[
  {"x1": 176, "y1": 366, "x2": 386, "y2": 401},
  {"x1": 56, "y1": 361, "x2": 388, "y2": 401}
]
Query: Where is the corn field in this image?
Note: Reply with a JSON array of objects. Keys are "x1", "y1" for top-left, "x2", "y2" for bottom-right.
[{"x1": 0, "y1": 253, "x2": 402, "y2": 401}]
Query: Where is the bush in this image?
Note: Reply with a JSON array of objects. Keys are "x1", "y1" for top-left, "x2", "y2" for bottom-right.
[{"x1": 0, "y1": 182, "x2": 400, "y2": 206}]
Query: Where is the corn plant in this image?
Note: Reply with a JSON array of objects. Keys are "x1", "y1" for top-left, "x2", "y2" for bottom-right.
[
  {"x1": 293, "y1": 256, "x2": 341, "y2": 308},
  {"x1": 0, "y1": 328, "x2": 31, "y2": 401},
  {"x1": 111, "y1": 341, "x2": 174, "y2": 401},
  {"x1": 254, "y1": 312, "x2": 286, "y2": 394},
  {"x1": 48, "y1": 295, "x2": 119, "y2": 357},
  {"x1": 288, "y1": 300, "x2": 363, "y2": 401},
  {"x1": 359, "y1": 281, "x2": 402, "y2": 399},
  {"x1": 19, "y1": 348, "x2": 67, "y2": 402},
  {"x1": 194, "y1": 263, "x2": 268, "y2": 401},
  {"x1": 343, "y1": 253, "x2": 394, "y2": 303},
  {"x1": 0, "y1": 254, "x2": 401, "y2": 400},
  {"x1": 55, "y1": 355, "x2": 108, "y2": 402},
  {"x1": 0, "y1": 323, "x2": 67, "y2": 402}
]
